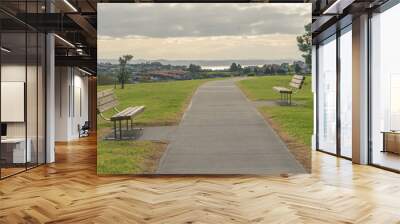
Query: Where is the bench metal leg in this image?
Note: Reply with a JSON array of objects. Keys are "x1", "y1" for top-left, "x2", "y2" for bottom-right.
[
  {"x1": 284, "y1": 93, "x2": 287, "y2": 104},
  {"x1": 114, "y1": 121, "x2": 117, "y2": 139},
  {"x1": 119, "y1": 120, "x2": 122, "y2": 139},
  {"x1": 278, "y1": 92, "x2": 292, "y2": 105}
]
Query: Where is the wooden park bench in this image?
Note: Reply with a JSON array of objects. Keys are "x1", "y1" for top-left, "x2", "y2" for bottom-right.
[
  {"x1": 97, "y1": 89, "x2": 145, "y2": 140},
  {"x1": 272, "y1": 75, "x2": 305, "y2": 105}
]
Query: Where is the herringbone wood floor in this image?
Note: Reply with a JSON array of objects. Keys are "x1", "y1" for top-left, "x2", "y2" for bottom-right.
[{"x1": 1, "y1": 135, "x2": 400, "y2": 223}]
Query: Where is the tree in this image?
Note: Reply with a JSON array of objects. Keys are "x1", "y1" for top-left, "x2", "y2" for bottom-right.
[
  {"x1": 279, "y1": 63, "x2": 290, "y2": 74},
  {"x1": 253, "y1": 67, "x2": 259, "y2": 75},
  {"x1": 117, "y1": 54, "x2": 133, "y2": 89},
  {"x1": 242, "y1": 66, "x2": 251, "y2": 74},
  {"x1": 188, "y1": 64, "x2": 201, "y2": 74},
  {"x1": 296, "y1": 23, "x2": 311, "y2": 71},
  {"x1": 294, "y1": 63, "x2": 302, "y2": 74},
  {"x1": 230, "y1": 62, "x2": 238, "y2": 72},
  {"x1": 264, "y1": 64, "x2": 272, "y2": 74}
]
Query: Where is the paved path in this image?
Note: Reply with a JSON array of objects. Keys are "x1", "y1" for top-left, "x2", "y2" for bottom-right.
[{"x1": 156, "y1": 79, "x2": 305, "y2": 174}]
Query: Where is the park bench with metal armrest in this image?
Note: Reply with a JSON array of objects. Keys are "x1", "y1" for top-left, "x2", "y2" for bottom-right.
[
  {"x1": 272, "y1": 75, "x2": 305, "y2": 105},
  {"x1": 97, "y1": 89, "x2": 145, "y2": 140}
]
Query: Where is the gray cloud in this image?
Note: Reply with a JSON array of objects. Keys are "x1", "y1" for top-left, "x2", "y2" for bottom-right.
[{"x1": 98, "y1": 3, "x2": 311, "y2": 38}]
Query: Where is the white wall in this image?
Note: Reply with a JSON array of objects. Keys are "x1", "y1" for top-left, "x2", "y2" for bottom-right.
[
  {"x1": 54, "y1": 67, "x2": 89, "y2": 141},
  {"x1": 71, "y1": 72, "x2": 89, "y2": 138},
  {"x1": 1, "y1": 65, "x2": 26, "y2": 138},
  {"x1": 1, "y1": 63, "x2": 46, "y2": 164},
  {"x1": 55, "y1": 67, "x2": 69, "y2": 141}
]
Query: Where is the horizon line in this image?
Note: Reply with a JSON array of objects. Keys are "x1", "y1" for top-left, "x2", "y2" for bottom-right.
[{"x1": 98, "y1": 58, "x2": 302, "y2": 61}]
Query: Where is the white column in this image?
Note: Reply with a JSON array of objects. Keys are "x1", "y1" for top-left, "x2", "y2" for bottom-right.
[
  {"x1": 46, "y1": 33, "x2": 55, "y2": 163},
  {"x1": 54, "y1": 67, "x2": 73, "y2": 141},
  {"x1": 45, "y1": 0, "x2": 56, "y2": 163},
  {"x1": 311, "y1": 45, "x2": 317, "y2": 150},
  {"x1": 352, "y1": 14, "x2": 369, "y2": 164}
]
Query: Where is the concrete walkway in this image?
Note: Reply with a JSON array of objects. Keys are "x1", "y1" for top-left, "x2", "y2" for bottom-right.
[{"x1": 156, "y1": 79, "x2": 305, "y2": 174}]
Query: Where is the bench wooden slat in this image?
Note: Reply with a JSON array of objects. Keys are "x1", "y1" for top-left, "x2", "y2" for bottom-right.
[
  {"x1": 98, "y1": 97, "x2": 118, "y2": 109},
  {"x1": 115, "y1": 107, "x2": 135, "y2": 118},
  {"x1": 98, "y1": 94, "x2": 116, "y2": 104},
  {"x1": 111, "y1": 106, "x2": 145, "y2": 121},
  {"x1": 97, "y1": 89, "x2": 113, "y2": 98},
  {"x1": 273, "y1": 86, "x2": 292, "y2": 93},
  {"x1": 293, "y1": 75, "x2": 305, "y2": 81},
  {"x1": 290, "y1": 78, "x2": 303, "y2": 85},
  {"x1": 289, "y1": 82, "x2": 302, "y2": 89},
  {"x1": 112, "y1": 106, "x2": 144, "y2": 118},
  {"x1": 97, "y1": 100, "x2": 118, "y2": 113},
  {"x1": 98, "y1": 100, "x2": 118, "y2": 113},
  {"x1": 97, "y1": 89, "x2": 120, "y2": 113}
]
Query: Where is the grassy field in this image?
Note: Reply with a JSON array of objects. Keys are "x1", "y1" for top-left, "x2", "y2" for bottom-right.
[
  {"x1": 98, "y1": 79, "x2": 208, "y2": 130},
  {"x1": 97, "y1": 140, "x2": 167, "y2": 174},
  {"x1": 97, "y1": 79, "x2": 208, "y2": 174},
  {"x1": 237, "y1": 75, "x2": 313, "y2": 146}
]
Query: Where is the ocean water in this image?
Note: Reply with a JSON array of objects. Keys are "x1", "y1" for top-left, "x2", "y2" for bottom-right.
[
  {"x1": 201, "y1": 65, "x2": 261, "y2": 71},
  {"x1": 201, "y1": 65, "x2": 229, "y2": 71}
]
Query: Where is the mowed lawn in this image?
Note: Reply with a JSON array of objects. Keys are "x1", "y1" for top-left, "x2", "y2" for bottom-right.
[
  {"x1": 98, "y1": 79, "x2": 208, "y2": 130},
  {"x1": 97, "y1": 140, "x2": 167, "y2": 174},
  {"x1": 237, "y1": 75, "x2": 313, "y2": 146},
  {"x1": 97, "y1": 79, "x2": 208, "y2": 174}
]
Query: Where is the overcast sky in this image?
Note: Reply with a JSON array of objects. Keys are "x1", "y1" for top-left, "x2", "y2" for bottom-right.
[{"x1": 98, "y1": 3, "x2": 311, "y2": 61}]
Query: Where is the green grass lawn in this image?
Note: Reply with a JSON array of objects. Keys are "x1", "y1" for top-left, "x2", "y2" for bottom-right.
[
  {"x1": 97, "y1": 140, "x2": 167, "y2": 174},
  {"x1": 237, "y1": 75, "x2": 313, "y2": 146},
  {"x1": 98, "y1": 79, "x2": 208, "y2": 130},
  {"x1": 97, "y1": 79, "x2": 209, "y2": 174}
]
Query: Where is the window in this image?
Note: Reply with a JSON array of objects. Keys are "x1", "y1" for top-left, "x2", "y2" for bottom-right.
[
  {"x1": 0, "y1": 2, "x2": 46, "y2": 179},
  {"x1": 370, "y1": 3, "x2": 400, "y2": 171},
  {"x1": 339, "y1": 26, "x2": 352, "y2": 158},
  {"x1": 317, "y1": 35, "x2": 337, "y2": 154}
]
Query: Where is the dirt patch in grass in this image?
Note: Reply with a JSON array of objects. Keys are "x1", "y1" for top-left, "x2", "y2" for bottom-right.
[
  {"x1": 260, "y1": 112, "x2": 311, "y2": 172},
  {"x1": 140, "y1": 141, "x2": 168, "y2": 173}
]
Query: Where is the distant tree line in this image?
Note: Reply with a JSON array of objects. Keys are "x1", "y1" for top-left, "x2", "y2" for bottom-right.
[
  {"x1": 228, "y1": 61, "x2": 308, "y2": 76},
  {"x1": 98, "y1": 22, "x2": 311, "y2": 87},
  {"x1": 98, "y1": 60, "x2": 309, "y2": 86}
]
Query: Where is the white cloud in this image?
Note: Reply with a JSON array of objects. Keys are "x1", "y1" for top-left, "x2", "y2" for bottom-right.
[
  {"x1": 97, "y1": 3, "x2": 310, "y2": 61},
  {"x1": 98, "y1": 3, "x2": 310, "y2": 38},
  {"x1": 98, "y1": 34, "x2": 301, "y2": 60}
]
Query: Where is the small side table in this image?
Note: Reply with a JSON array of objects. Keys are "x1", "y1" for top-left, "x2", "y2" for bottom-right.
[{"x1": 381, "y1": 131, "x2": 400, "y2": 155}]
